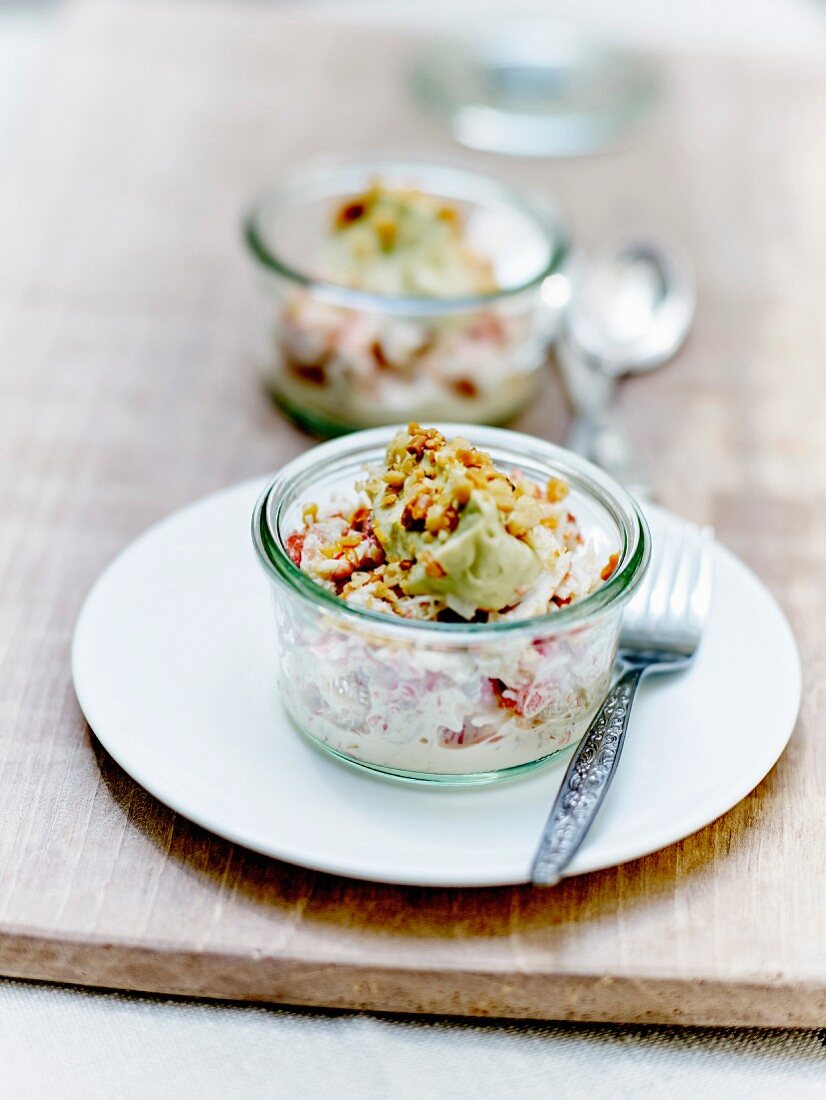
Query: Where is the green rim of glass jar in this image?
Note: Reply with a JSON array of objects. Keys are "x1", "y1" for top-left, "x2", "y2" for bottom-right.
[
  {"x1": 242, "y1": 158, "x2": 570, "y2": 316},
  {"x1": 252, "y1": 424, "x2": 650, "y2": 639}
]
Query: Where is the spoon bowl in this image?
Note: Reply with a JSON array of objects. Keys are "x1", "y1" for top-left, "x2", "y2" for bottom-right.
[
  {"x1": 559, "y1": 230, "x2": 696, "y2": 495},
  {"x1": 565, "y1": 232, "x2": 696, "y2": 377}
]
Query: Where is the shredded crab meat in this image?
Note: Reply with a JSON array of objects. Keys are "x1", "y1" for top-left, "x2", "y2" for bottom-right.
[{"x1": 286, "y1": 426, "x2": 619, "y2": 623}]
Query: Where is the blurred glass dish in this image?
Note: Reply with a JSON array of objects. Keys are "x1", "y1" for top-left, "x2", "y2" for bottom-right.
[
  {"x1": 411, "y1": 21, "x2": 661, "y2": 157},
  {"x1": 243, "y1": 160, "x2": 569, "y2": 436}
]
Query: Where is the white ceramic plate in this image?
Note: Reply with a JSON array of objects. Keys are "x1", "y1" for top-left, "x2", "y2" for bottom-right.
[{"x1": 72, "y1": 479, "x2": 801, "y2": 887}]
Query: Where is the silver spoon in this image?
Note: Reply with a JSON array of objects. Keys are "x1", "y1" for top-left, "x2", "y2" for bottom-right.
[{"x1": 557, "y1": 232, "x2": 696, "y2": 497}]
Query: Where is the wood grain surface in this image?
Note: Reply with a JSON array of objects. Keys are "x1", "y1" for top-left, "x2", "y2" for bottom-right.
[{"x1": 1, "y1": 0, "x2": 825, "y2": 1026}]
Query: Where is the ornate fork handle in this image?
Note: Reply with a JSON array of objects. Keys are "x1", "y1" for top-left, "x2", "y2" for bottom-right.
[{"x1": 531, "y1": 665, "x2": 647, "y2": 886}]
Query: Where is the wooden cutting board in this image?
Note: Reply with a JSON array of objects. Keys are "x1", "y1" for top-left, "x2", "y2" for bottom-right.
[{"x1": 1, "y1": 0, "x2": 825, "y2": 1027}]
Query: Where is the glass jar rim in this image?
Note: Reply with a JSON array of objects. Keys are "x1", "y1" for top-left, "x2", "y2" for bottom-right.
[
  {"x1": 252, "y1": 424, "x2": 650, "y2": 638},
  {"x1": 242, "y1": 158, "x2": 570, "y2": 315}
]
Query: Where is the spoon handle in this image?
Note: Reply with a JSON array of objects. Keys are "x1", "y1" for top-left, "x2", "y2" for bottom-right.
[
  {"x1": 586, "y1": 412, "x2": 652, "y2": 500},
  {"x1": 559, "y1": 344, "x2": 652, "y2": 497}
]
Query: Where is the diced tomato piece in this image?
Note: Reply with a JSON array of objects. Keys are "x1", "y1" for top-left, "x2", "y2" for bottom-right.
[
  {"x1": 600, "y1": 552, "x2": 620, "y2": 582},
  {"x1": 285, "y1": 531, "x2": 305, "y2": 567}
]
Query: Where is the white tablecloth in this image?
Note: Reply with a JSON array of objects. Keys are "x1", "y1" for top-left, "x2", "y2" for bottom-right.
[
  {"x1": 2, "y1": 2, "x2": 825, "y2": 1096},
  {"x1": 1, "y1": 979, "x2": 825, "y2": 1099}
]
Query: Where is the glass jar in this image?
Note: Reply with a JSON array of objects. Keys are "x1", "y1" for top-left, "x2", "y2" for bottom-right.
[
  {"x1": 411, "y1": 22, "x2": 661, "y2": 158},
  {"x1": 243, "y1": 160, "x2": 570, "y2": 436},
  {"x1": 252, "y1": 425, "x2": 649, "y2": 785}
]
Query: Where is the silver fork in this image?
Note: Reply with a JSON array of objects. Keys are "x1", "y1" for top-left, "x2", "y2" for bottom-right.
[{"x1": 531, "y1": 515, "x2": 713, "y2": 886}]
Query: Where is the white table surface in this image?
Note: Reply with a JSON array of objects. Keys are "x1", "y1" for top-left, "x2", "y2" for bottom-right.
[{"x1": 2, "y1": 1, "x2": 826, "y2": 1096}]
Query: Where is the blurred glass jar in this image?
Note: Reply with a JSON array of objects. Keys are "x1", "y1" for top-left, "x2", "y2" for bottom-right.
[
  {"x1": 243, "y1": 160, "x2": 570, "y2": 436},
  {"x1": 412, "y1": 21, "x2": 661, "y2": 158}
]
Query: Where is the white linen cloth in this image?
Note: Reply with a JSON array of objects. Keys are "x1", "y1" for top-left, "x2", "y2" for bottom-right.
[{"x1": 0, "y1": 979, "x2": 824, "y2": 1100}]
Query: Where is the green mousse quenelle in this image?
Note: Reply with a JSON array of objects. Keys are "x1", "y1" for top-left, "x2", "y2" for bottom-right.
[
  {"x1": 322, "y1": 183, "x2": 498, "y2": 298},
  {"x1": 365, "y1": 424, "x2": 547, "y2": 616},
  {"x1": 374, "y1": 483, "x2": 541, "y2": 613},
  {"x1": 286, "y1": 423, "x2": 618, "y2": 624}
]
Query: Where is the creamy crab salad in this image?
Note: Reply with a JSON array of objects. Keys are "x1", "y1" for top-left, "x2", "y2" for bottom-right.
[
  {"x1": 276, "y1": 185, "x2": 541, "y2": 427},
  {"x1": 274, "y1": 425, "x2": 622, "y2": 777}
]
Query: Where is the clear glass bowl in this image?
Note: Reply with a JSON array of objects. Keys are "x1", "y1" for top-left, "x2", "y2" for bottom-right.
[
  {"x1": 252, "y1": 425, "x2": 649, "y2": 785},
  {"x1": 412, "y1": 21, "x2": 661, "y2": 157},
  {"x1": 243, "y1": 160, "x2": 569, "y2": 437}
]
